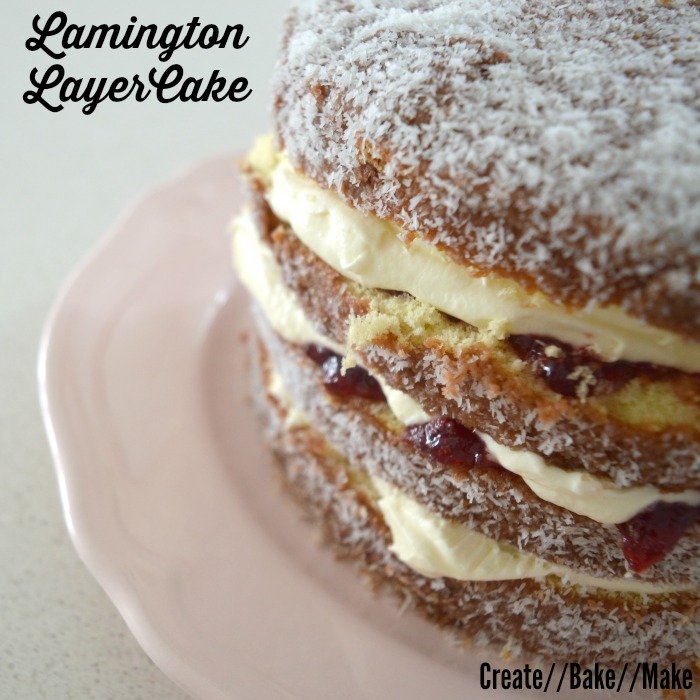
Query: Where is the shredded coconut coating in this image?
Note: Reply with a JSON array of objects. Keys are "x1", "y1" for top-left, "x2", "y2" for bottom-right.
[{"x1": 273, "y1": 0, "x2": 700, "y2": 338}]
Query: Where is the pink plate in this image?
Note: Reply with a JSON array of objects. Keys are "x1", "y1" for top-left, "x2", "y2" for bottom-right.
[{"x1": 38, "y1": 156, "x2": 620, "y2": 700}]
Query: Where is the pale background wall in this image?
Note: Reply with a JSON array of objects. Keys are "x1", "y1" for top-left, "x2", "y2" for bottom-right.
[{"x1": 1, "y1": 1, "x2": 289, "y2": 697}]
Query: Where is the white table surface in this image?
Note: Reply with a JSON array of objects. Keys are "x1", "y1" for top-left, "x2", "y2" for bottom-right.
[{"x1": 2, "y1": 1, "x2": 288, "y2": 697}]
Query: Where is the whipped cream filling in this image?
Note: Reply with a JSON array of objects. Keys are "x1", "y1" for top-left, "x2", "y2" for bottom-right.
[
  {"x1": 374, "y1": 375, "x2": 432, "y2": 427},
  {"x1": 231, "y1": 210, "x2": 700, "y2": 525},
  {"x1": 373, "y1": 478, "x2": 690, "y2": 594},
  {"x1": 248, "y1": 137, "x2": 700, "y2": 374},
  {"x1": 480, "y1": 433, "x2": 700, "y2": 523},
  {"x1": 231, "y1": 211, "x2": 344, "y2": 355}
]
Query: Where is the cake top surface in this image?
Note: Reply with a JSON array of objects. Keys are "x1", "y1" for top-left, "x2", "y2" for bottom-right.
[{"x1": 273, "y1": 0, "x2": 700, "y2": 338}]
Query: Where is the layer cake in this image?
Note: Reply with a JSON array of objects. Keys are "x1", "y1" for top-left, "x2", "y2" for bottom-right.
[{"x1": 232, "y1": 0, "x2": 700, "y2": 669}]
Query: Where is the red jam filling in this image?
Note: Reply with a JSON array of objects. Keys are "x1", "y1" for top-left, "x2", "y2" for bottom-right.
[
  {"x1": 508, "y1": 334, "x2": 670, "y2": 398},
  {"x1": 305, "y1": 344, "x2": 337, "y2": 366},
  {"x1": 617, "y1": 501, "x2": 700, "y2": 573},
  {"x1": 305, "y1": 344, "x2": 385, "y2": 401},
  {"x1": 404, "y1": 417, "x2": 502, "y2": 476}
]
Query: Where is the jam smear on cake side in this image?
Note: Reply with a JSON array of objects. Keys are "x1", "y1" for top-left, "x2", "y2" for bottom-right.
[
  {"x1": 305, "y1": 344, "x2": 384, "y2": 401},
  {"x1": 404, "y1": 417, "x2": 502, "y2": 478},
  {"x1": 508, "y1": 334, "x2": 678, "y2": 398},
  {"x1": 617, "y1": 501, "x2": 700, "y2": 573}
]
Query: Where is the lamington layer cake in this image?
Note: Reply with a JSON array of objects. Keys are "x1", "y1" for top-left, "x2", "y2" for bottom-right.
[{"x1": 232, "y1": 0, "x2": 700, "y2": 668}]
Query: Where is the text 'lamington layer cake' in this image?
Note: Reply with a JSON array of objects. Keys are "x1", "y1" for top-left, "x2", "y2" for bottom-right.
[{"x1": 231, "y1": 0, "x2": 700, "y2": 671}]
